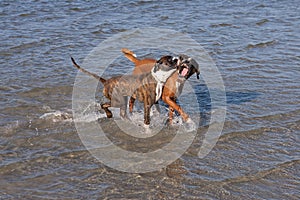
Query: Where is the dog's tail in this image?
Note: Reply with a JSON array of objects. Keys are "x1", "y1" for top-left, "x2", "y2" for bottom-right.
[
  {"x1": 71, "y1": 57, "x2": 106, "y2": 84},
  {"x1": 121, "y1": 48, "x2": 140, "y2": 64}
]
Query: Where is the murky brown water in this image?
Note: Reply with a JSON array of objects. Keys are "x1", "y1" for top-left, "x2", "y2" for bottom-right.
[{"x1": 1, "y1": 1, "x2": 299, "y2": 199}]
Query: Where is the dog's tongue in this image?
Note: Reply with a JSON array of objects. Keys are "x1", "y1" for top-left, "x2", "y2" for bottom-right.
[{"x1": 181, "y1": 68, "x2": 188, "y2": 77}]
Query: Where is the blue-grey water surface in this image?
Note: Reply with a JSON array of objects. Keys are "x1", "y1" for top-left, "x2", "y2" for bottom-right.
[{"x1": 1, "y1": 0, "x2": 299, "y2": 199}]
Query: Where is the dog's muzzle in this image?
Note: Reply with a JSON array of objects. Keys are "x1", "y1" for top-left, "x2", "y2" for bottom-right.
[{"x1": 178, "y1": 63, "x2": 190, "y2": 79}]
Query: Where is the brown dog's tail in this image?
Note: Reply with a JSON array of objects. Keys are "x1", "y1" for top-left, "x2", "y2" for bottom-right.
[
  {"x1": 121, "y1": 48, "x2": 140, "y2": 64},
  {"x1": 71, "y1": 57, "x2": 106, "y2": 84}
]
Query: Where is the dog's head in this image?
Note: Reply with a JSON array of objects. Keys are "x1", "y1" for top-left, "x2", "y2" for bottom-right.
[
  {"x1": 151, "y1": 55, "x2": 179, "y2": 83},
  {"x1": 153, "y1": 55, "x2": 179, "y2": 73},
  {"x1": 177, "y1": 55, "x2": 200, "y2": 80}
]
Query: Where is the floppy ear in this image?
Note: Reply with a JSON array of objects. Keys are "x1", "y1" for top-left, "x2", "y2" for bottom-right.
[
  {"x1": 190, "y1": 58, "x2": 200, "y2": 79},
  {"x1": 153, "y1": 62, "x2": 160, "y2": 73},
  {"x1": 196, "y1": 71, "x2": 200, "y2": 79},
  {"x1": 192, "y1": 67, "x2": 200, "y2": 79}
]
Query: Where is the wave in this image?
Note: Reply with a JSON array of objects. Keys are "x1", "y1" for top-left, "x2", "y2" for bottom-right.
[
  {"x1": 222, "y1": 159, "x2": 300, "y2": 184},
  {"x1": 210, "y1": 23, "x2": 233, "y2": 28},
  {"x1": 39, "y1": 110, "x2": 73, "y2": 123},
  {"x1": 10, "y1": 39, "x2": 47, "y2": 52},
  {"x1": 246, "y1": 40, "x2": 277, "y2": 49},
  {"x1": 256, "y1": 19, "x2": 269, "y2": 26}
]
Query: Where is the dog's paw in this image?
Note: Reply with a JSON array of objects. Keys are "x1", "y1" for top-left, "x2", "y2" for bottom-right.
[
  {"x1": 143, "y1": 124, "x2": 152, "y2": 134},
  {"x1": 184, "y1": 118, "x2": 197, "y2": 132}
]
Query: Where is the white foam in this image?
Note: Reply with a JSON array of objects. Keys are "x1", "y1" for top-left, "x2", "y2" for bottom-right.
[{"x1": 39, "y1": 110, "x2": 73, "y2": 122}]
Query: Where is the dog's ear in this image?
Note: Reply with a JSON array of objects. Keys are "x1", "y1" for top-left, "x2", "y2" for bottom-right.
[
  {"x1": 154, "y1": 56, "x2": 166, "y2": 72},
  {"x1": 179, "y1": 54, "x2": 189, "y2": 62},
  {"x1": 156, "y1": 57, "x2": 164, "y2": 65},
  {"x1": 153, "y1": 62, "x2": 160, "y2": 73},
  {"x1": 192, "y1": 67, "x2": 200, "y2": 79},
  {"x1": 172, "y1": 57, "x2": 179, "y2": 66},
  {"x1": 190, "y1": 58, "x2": 200, "y2": 79}
]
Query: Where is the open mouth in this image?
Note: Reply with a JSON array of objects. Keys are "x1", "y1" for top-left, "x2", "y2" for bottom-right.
[
  {"x1": 179, "y1": 66, "x2": 189, "y2": 79},
  {"x1": 181, "y1": 67, "x2": 189, "y2": 76}
]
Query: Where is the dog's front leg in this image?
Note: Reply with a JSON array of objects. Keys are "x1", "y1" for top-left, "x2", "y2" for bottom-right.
[
  {"x1": 162, "y1": 96, "x2": 189, "y2": 122},
  {"x1": 120, "y1": 106, "x2": 126, "y2": 119},
  {"x1": 143, "y1": 103, "x2": 151, "y2": 126},
  {"x1": 164, "y1": 97, "x2": 196, "y2": 131},
  {"x1": 129, "y1": 97, "x2": 136, "y2": 113},
  {"x1": 169, "y1": 106, "x2": 175, "y2": 124}
]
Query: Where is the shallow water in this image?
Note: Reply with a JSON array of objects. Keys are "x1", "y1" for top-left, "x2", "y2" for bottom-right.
[{"x1": 1, "y1": 0, "x2": 299, "y2": 199}]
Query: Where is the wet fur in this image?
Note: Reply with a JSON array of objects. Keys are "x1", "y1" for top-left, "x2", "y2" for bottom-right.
[
  {"x1": 71, "y1": 56, "x2": 178, "y2": 125},
  {"x1": 122, "y1": 48, "x2": 200, "y2": 123}
]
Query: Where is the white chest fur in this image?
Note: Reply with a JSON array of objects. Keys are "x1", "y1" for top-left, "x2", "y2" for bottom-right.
[{"x1": 151, "y1": 68, "x2": 176, "y2": 101}]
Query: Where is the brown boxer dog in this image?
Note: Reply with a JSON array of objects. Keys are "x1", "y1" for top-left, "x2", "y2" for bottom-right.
[
  {"x1": 122, "y1": 48, "x2": 200, "y2": 125},
  {"x1": 71, "y1": 56, "x2": 179, "y2": 127}
]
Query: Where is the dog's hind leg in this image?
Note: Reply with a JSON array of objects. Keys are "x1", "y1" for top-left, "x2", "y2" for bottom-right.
[
  {"x1": 129, "y1": 97, "x2": 136, "y2": 113},
  {"x1": 101, "y1": 102, "x2": 113, "y2": 118}
]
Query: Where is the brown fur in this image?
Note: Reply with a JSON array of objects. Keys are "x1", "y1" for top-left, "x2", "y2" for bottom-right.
[
  {"x1": 71, "y1": 56, "x2": 178, "y2": 125},
  {"x1": 122, "y1": 48, "x2": 200, "y2": 123}
]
